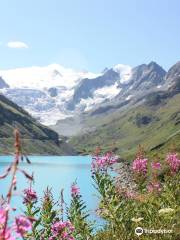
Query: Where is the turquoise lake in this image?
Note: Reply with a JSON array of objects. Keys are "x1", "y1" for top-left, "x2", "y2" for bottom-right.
[{"x1": 0, "y1": 155, "x2": 101, "y2": 225}]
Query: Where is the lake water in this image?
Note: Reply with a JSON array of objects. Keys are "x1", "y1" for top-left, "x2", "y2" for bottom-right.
[{"x1": 0, "y1": 155, "x2": 101, "y2": 225}]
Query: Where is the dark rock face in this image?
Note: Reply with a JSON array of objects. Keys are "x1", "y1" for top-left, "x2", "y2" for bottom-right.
[
  {"x1": 88, "y1": 62, "x2": 167, "y2": 117},
  {"x1": 135, "y1": 113, "x2": 157, "y2": 127},
  {"x1": 166, "y1": 61, "x2": 180, "y2": 81},
  {"x1": 144, "y1": 61, "x2": 180, "y2": 106},
  {"x1": 67, "y1": 61, "x2": 166, "y2": 111},
  {"x1": 48, "y1": 87, "x2": 58, "y2": 97},
  {"x1": 0, "y1": 76, "x2": 9, "y2": 89},
  {"x1": 0, "y1": 94, "x2": 58, "y2": 140},
  {"x1": 67, "y1": 69, "x2": 120, "y2": 110},
  {"x1": 126, "y1": 62, "x2": 166, "y2": 92},
  {"x1": 165, "y1": 61, "x2": 180, "y2": 93}
]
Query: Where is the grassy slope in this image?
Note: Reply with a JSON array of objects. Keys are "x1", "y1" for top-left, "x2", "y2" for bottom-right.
[
  {"x1": 70, "y1": 94, "x2": 180, "y2": 160},
  {"x1": 0, "y1": 94, "x2": 75, "y2": 155}
]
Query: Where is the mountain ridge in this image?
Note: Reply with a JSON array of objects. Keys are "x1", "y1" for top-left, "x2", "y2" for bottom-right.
[
  {"x1": 0, "y1": 94, "x2": 75, "y2": 155},
  {"x1": 68, "y1": 62, "x2": 180, "y2": 158}
]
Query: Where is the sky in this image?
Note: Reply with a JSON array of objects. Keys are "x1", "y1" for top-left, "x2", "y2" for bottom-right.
[{"x1": 0, "y1": 0, "x2": 180, "y2": 72}]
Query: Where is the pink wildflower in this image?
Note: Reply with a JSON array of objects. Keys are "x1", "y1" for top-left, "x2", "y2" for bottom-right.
[
  {"x1": 166, "y1": 152, "x2": 180, "y2": 173},
  {"x1": 14, "y1": 215, "x2": 32, "y2": 237},
  {"x1": 91, "y1": 152, "x2": 118, "y2": 171},
  {"x1": 23, "y1": 188, "x2": 37, "y2": 204},
  {"x1": 0, "y1": 208, "x2": 15, "y2": 240},
  {"x1": 50, "y1": 221, "x2": 74, "y2": 240},
  {"x1": 71, "y1": 184, "x2": 80, "y2": 197},
  {"x1": 0, "y1": 208, "x2": 6, "y2": 224},
  {"x1": 0, "y1": 227, "x2": 15, "y2": 240},
  {"x1": 151, "y1": 162, "x2": 161, "y2": 170},
  {"x1": 147, "y1": 182, "x2": 161, "y2": 193},
  {"x1": 132, "y1": 157, "x2": 148, "y2": 175}
]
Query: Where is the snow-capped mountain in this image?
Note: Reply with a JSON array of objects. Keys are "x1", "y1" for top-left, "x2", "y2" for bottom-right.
[
  {"x1": 0, "y1": 64, "x2": 101, "y2": 125},
  {"x1": 67, "y1": 64, "x2": 132, "y2": 111},
  {"x1": 0, "y1": 63, "x2": 132, "y2": 125},
  {"x1": 0, "y1": 61, "x2": 169, "y2": 127}
]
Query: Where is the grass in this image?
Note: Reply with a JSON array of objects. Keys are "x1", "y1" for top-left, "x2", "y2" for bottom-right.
[{"x1": 70, "y1": 94, "x2": 180, "y2": 160}]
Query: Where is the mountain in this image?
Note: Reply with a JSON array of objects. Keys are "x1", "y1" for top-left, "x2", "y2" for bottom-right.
[
  {"x1": 0, "y1": 76, "x2": 9, "y2": 89},
  {"x1": 66, "y1": 65, "x2": 131, "y2": 110},
  {"x1": 0, "y1": 62, "x2": 166, "y2": 127},
  {"x1": 117, "y1": 61, "x2": 166, "y2": 97},
  {"x1": 69, "y1": 92, "x2": 180, "y2": 158},
  {"x1": 0, "y1": 94, "x2": 75, "y2": 155},
  {"x1": 53, "y1": 62, "x2": 167, "y2": 136},
  {"x1": 0, "y1": 64, "x2": 99, "y2": 125},
  {"x1": 165, "y1": 61, "x2": 180, "y2": 92},
  {"x1": 69, "y1": 62, "x2": 180, "y2": 158},
  {"x1": 0, "y1": 61, "x2": 179, "y2": 158}
]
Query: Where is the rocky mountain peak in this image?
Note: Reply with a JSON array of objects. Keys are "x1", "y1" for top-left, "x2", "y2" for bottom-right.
[
  {"x1": 0, "y1": 76, "x2": 9, "y2": 89},
  {"x1": 129, "y1": 62, "x2": 166, "y2": 88},
  {"x1": 166, "y1": 61, "x2": 180, "y2": 80}
]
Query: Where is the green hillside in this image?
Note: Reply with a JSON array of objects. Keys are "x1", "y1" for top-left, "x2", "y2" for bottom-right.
[
  {"x1": 0, "y1": 94, "x2": 75, "y2": 155},
  {"x1": 70, "y1": 93, "x2": 180, "y2": 160}
]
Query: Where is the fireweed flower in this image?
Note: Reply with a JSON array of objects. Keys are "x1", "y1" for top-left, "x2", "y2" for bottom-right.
[
  {"x1": 0, "y1": 208, "x2": 15, "y2": 240},
  {"x1": 147, "y1": 182, "x2": 161, "y2": 193},
  {"x1": 166, "y1": 152, "x2": 180, "y2": 173},
  {"x1": 132, "y1": 157, "x2": 148, "y2": 175},
  {"x1": 14, "y1": 215, "x2": 32, "y2": 237},
  {"x1": 49, "y1": 220, "x2": 75, "y2": 240},
  {"x1": 151, "y1": 162, "x2": 161, "y2": 170},
  {"x1": 0, "y1": 208, "x2": 6, "y2": 224},
  {"x1": 71, "y1": 183, "x2": 80, "y2": 197},
  {"x1": 91, "y1": 152, "x2": 118, "y2": 172},
  {"x1": 0, "y1": 227, "x2": 15, "y2": 240},
  {"x1": 23, "y1": 188, "x2": 37, "y2": 204}
]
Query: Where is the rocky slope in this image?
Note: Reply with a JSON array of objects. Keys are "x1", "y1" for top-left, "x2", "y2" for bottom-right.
[
  {"x1": 69, "y1": 62, "x2": 180, "y2": 158},
  {"x1": 0, "y1": 61, "x2": 179, "y2": 158},
  {"x1": 0, "y1": 94, "x2": 75, "y2": 155},
  {"x1": 0, "y1": 76, "x2": 9, "y2": 89},
  {"x1": 53, "y1": 61, "x2": 167, "y2": 136},
  {"x1": 0, "y1": 64, "x2": 100, "y2": 125},
  {"x1": 0, "y1": 62, "x2": 167, "y2": 128}
]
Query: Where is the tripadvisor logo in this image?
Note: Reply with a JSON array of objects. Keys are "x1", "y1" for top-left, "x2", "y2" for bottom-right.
[
  {"x1": 135, "y1": 227, "x2": 143, "y2": 236},
  {"x1": 135, "y1": 227, "x2": 173, "y2": 236}
]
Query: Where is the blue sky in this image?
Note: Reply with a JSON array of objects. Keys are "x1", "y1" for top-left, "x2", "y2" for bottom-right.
[{"x1": 0, "y1": 0, "x2": 179, "y2": 71}]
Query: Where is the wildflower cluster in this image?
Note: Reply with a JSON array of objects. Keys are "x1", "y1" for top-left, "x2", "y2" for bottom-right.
[
  {"x1": 23, "y1": 188, "x2": 37, "y2": 205},
  {"x1": 68, "y1": 183, "x2": 93, "y2": 240},
  {"x1": 151, "y1": 162, "x2": 161, "y2": 170},
  {"x1": 166, "y1": 152, "x2": 180, "y2": 173},
  {"x1": 14, "y1": 216, "x2": 32, "y2": 238},
  {"x1": 0, "y1": 132, "x2": 180, "y2": 240},
  {"x1": 71, "y1": 183, "x2": 80, "y2": 197},
  {"x1": 147, "y1": 181, "x2": 161, "y2": 193},
  {"x1": 93, "y1": 148, "x2": 180, "y2": 240},
  {"x1": 132, "y1": 145, "x2": 149, "y2": 176},
  {"x1": 0, "y1": 207, "x2": 15, "y2": 240},
  {"x1": 132, "y1": 156, "x2": 148, "y2": 175},
  {"x1": 91, "y1": 151, "x2": 118, "y2": 172},
  {"x1": 49, "y1": 221, "x2": 75, "y2": 240}
]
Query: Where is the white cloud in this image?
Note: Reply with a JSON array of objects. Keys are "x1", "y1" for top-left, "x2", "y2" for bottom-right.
[
  {"x1": 113, "y1": 64, "x2": 132, "y2": 83},
  {"x1": 7, "y1": 41, "x2": 29, "y2": 49},
  {"x1": 0, "y1": 64, "x2": 100, "y2": 89}
]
